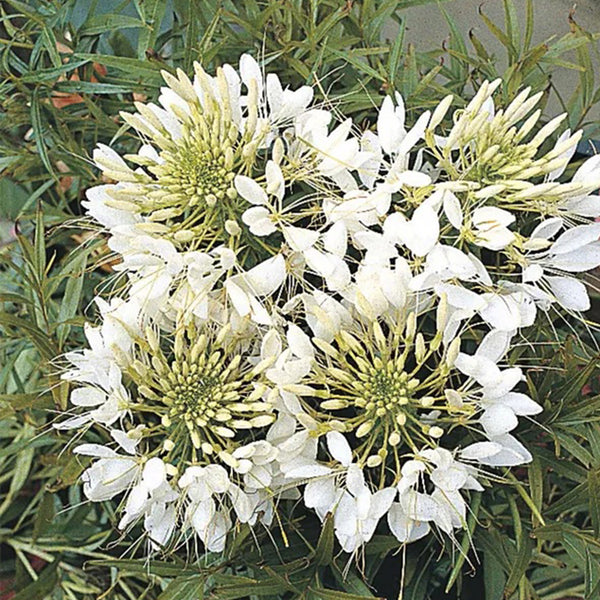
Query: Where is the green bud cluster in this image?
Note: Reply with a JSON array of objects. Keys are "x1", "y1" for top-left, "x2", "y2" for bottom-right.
[
  {"x1": 128, "y1": 324, "x2": 274, "y2": 464},
  {"x1": 109, "y1": 64, "x2": 268, "y2": 249},
  {"x1": 309, "y1": 312, "x2": 474, "y2": 478}
]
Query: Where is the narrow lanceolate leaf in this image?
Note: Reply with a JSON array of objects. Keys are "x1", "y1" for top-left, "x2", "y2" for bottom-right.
[
  {"x1": 502, "y1": 0, "x2": 520, "y2": 61},
  {"x1": 314, "y1": 513, "x2": 335, "y2": 565},
  {"x1": 56, "y1": 252, "x2": 87, "y2": 346},
  {"x1": 309, "y1": 588, "x2": 382, "y2": 600},
  {"x1": 136, "y1": 0, "x2": 169, "y2": 58},
  {"x1": 0, "y1": 313, "x2": 56, "y2": 359},
  {"x1": 72, "y1": 53, "x2": 164, "y2": 79},
  {"x1": 445, "y1": 493, "x2": 481, "y2": 592},
  {"x1": 328, "y1": 48, "x2": 386, "y2": 82},
  {"x1": 34, "y1": 206, "x2": 46, "y2": 286},
  {"x1": 30, "y1": 88, "x2": 54, "y2": 175},
  {"x1": 589, "y1": 468, "x2": 600, "y2": 537},
  {"x1": 78, "y1": 14, "x2": 146, "y2": 36},
  {"x1": 504, "y1": 535, "x2": 534, "y2": 597},
  {"x1": 528, "y1": 456, "x2": 544, "y2": 526},
  {"x1": 157, "y1": 575, "x2": 205, "y2": 600},
  {"x1": 53, "y1": 81, "x2": 135, "y2": 95},
  {"x1": 10, "y1": 561, "x2": 59, "y2": 600}
]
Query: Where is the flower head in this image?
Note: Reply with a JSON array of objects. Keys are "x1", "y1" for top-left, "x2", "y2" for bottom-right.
[{"x1": 123, "y1": 321, "x2": 275, "y2": 463}]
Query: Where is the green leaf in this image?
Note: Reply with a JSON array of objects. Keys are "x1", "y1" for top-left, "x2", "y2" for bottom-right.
[
  {"x1": 504, "y1": 535, "x2": 534, "y2": 597},
  {"x1": 0, "y1": 312, "x2": 56, "y2": 359},
  {"x1": 72, "y1": 53, "x2": 164, "y2": 79},
  {"x1": 528, "y1": 456, "x2": 544, "y2": 526},
  {"x1": 53, "y1": 81, "x2": 134, "y2": 95},
  {"x1": 524, "y1": 0, "x2": 534, "y2": 50},
  {"x1": 483, "y1": 549, "x2": 507, "y2": 600},
  {"x1": 11, "y1": 561, "x2": 58, "y2": 600},
  {"x1": 34, "y1": 206, "x2": 46, "y2": 286},
  {"x1": 30, "y1": 89, "x2": 54, "y2": 176},
  {"x1": 585, "y1": 546, "x2": 600, "y2": 599},
  {"x1": 440, "y1": 5, "x2": 469, "y2": 81},
  {"x1": 157, "y1": 575, "x2": 205, "y2": 600},
  {"x1": 479, "y1": 5, "x2": 517, "y2": 59},
  {"x1": 136, "y1": 0, "x2": 169, "y2": 58},
  {"x1": 502, "y1": 0, "x2": 520, "y2": 61},
  {"x1": 327, "y1": 48, "x2": 385, "y2": 82},
  {"x1": 79, "y1": 14, "x2": 146, "y2": 36},
  {"x1": 20, "y1": 59, "x2": 89, "y2": 83},
  {"x1": 445, "y1": 492, "x2": 481, "y2": 592},
  {"x1": 387, "y1": 18, "x2": 406, "y2": 88},
  {"x1": 314, "y1": 512, "x2": 334, "y2": 565},
  {"x1": 309, "y1": 587, "x2": 380, "y2": 599},
  {"x1": 87, "y1": 559, "x2": 192, "y2": 577},
  {"x1": 589, "y1": 468, "x2": 600, "y2": 537},
  {"x1": 211, "y1": 576, "x2": 291, "y2": 599},
  {"x1": 32, "y1": 491, "x2": 55, "y2": 541}
]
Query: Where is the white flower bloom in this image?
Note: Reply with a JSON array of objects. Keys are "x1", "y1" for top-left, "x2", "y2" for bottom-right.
[
  {"x1": 455, "y1": 349, "x2": 541, "y2": 446},
  {"x1": 521, "y1": 221, "x2": 600, "y2": 311},
  {"x1": 62, "y1": 63, "x2": 600, "y2": 561},
  {"x1": 471, "y1": 206, "x2": 516, "y2": 251},
  {"x1": 74, "y1": 444, "x2": 139, "y2": 502},
  {"x1": 302, "y1": 432, "x2": 396, "y2": 553}
]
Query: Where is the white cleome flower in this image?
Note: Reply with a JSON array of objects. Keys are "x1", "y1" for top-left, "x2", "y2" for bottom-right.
[{"x1": 61, "y1": 62, "x2": 600, "y2": 561}]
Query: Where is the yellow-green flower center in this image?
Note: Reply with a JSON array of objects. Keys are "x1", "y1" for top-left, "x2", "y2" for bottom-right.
[
  {"x1": 308, "y1": 319, "x2": 475, "y2": 477},
  {"x1": 356, "y1": 367, "x2": 418, "y2": 421},
  {"x1": 164, "y1": 355, "x2": 242, "y2": 432},
  {"x1": 129, "y1": 325, "x2": 274, "y2": 463}
]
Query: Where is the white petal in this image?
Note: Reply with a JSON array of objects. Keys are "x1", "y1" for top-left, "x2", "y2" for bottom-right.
[
  {"x1": 378, "y1": 96, "x2": 405, "y2": 155},
  {"x1": 436, "y1": 283, "x2": 484, "y2": 311},
  {"x1": 473, "y1": 206, "x2": 515, "y2": 228},
  {"x1": 283, "y1": 226, "x2": 319, "y2": 252},
  {"x1": 523, "y1": 264, "x2": 544, "y2": 283},
  {"x1": 566, "y1": 196, "x2": 600, "y2": 218},
  {"x1": 551, "y1": 224, "x2": 600, "y2": 255},
  {"x1": 265, "y1": 160, "x2": 285, "y2": 200},
  {"x1": 225, "y1": 280, "x2": 251, "y2": 317},
  {"x1": 323, "y1": 222, "x2": 348, "y2": 257},
  {"x1": 326, "y1": 431, "x2": 353, "y2": 466},
  {"x1": 239, "y1": 54, "x2": 263, "y2": 97},
  {"x1": 550, "y1": 245, "x2": 600, "y2": 272},
  {"x1": 478, "y1": 294, "x2": 523, "y2": 331},
  {"x1": 547, "y1": 276, "x2": 590, "y2": 311},
  {"x1": 401, "y1": 490, "x2": 439, "y2": 522},
  {"x1": 142, "y1": 457, "x2": 166, "y2": 491},
  {"x1": 111, "y1": 429, "x2": 140, "y2": 454},
  {"x1": 242, "y1": 254, "x2": 286, "y2": 296},
  {"x1": 530, "y1": 217, "x2": 563, "y2": 240},
  {"x1": 286, "y1": 464, "x2": 334, "y2": 479},
  {"x1": 73, "y1": 444, "x2": 117, "y2": 458},
  {"x1": 481, "y1": 434, "x2": 533, "y2": 466},
  {"x1": 430, "y1": 465, "x2": 468, "y2": 491},
  {"x1": 388, "y1": 503, "x2": 430, "y2": 543},
  {"x1": 235, "y1": 175, "x2": 268, "y2": 205},
  {"x1": 460, "y1": 441, "x2": 503, "y2": 461},
  {"x1": 242, "y1": 206, "x2": 277, "y2": 236},
  {"x1": 71, "y1": 387, "x2": 106, "y2": 406},
  {"x1": 480, "y1": 404, "x2": 518, "y2": 436},
  {"x1": 443, "y1": 191, "x2": 463, "y2": 229},
  {"x1": 304, "y1": 477, "x2": 336, "y2": 511},
  {"x1": 573, "y1": 153, "x2": 600, "y2": 184},
  {"x1": 501, "y1": 392, "x2": 542, "y2": 416},
  {"x1": 393, "y1": 204, "x2": 439, "y2": 257},
  {"x1": 287, "y1": 324, "x2": 314, "y2": 360},
  {"x1": 476, "y1": 330, "x2": 512, "y2": 362}
]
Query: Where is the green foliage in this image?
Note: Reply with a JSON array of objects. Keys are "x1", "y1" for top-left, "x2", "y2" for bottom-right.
[{"x1": 1, "y1": 0, "x2": 600, "y2": 598}]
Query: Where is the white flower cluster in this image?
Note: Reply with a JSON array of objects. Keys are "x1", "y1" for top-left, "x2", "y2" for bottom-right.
[{"x1": 57, "y1": 56, "x2": 600, "y2": 555}]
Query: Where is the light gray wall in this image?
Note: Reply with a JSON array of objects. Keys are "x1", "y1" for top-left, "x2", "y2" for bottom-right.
[{"x1": 391, "y1": 0, "x2": 600, "y2": 122}]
